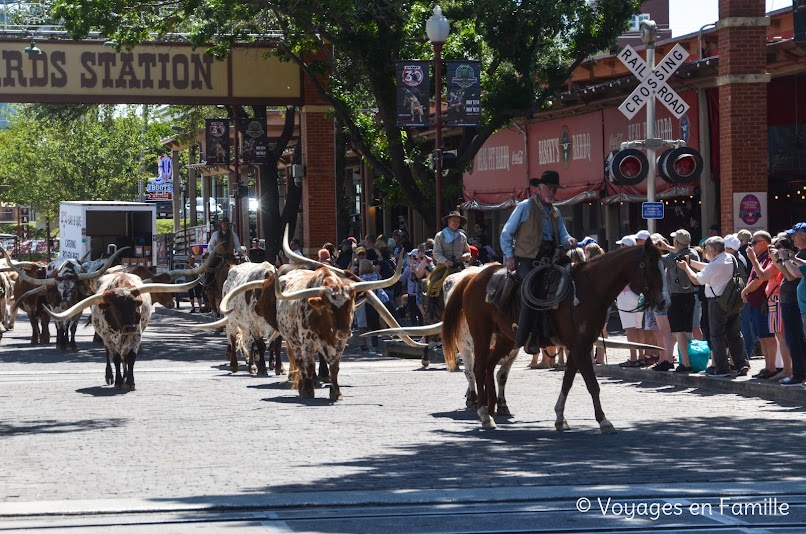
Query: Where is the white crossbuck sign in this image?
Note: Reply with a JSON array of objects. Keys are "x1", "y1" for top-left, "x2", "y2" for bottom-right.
[{"x1": 617, "y1": 43, "x2": 690, "y2": 120}]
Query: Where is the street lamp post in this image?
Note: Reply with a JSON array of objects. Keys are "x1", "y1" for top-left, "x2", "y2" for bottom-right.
[{"x1": 426, "y1": 5, "x2": 450, "y2": 230}]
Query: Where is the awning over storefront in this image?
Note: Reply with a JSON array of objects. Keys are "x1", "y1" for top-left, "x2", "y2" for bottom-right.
[
  {"x1": 462, "y1": 91, "x2": 701, "y2": 209},
  {"x1": 601, "y1": 90, "x2": 700, "y2": 201},
  {"x1": 462, "y1": 127, "x2": 527, "y2": 210},
  {"x1": 527, "y1": 111, "x2": 605, "y2": 204}
]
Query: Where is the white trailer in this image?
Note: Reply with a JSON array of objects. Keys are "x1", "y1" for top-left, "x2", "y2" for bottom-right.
[{"x1": 59, "y1": 201, "x2": 157, "y2": 267}]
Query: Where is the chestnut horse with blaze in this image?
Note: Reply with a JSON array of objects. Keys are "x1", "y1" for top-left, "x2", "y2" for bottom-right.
[{"x1": 441, "y1": 240, "x2": 668, "y2": 433}]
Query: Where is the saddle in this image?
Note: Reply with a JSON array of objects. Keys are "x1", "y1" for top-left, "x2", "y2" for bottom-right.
[{"x1": 485, "y1": 266, "x2": 519, "y2": 318}]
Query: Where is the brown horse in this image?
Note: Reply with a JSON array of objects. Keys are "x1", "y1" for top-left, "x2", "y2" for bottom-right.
[{"x1": 442, "y1": 240, "x2": 667, "y2": 432}]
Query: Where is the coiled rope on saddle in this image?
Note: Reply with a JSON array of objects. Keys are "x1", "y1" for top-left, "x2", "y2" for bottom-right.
[
  {"x1": 519, "y1": 263, "x2": 571, "y2": 311},
  {"x1": 425, "y1": 263, "x2": 450, "y2": 298}
]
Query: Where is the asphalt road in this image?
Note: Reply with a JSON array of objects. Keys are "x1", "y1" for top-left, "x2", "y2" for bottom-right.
[{"x1": 1, "y1": 307, "x2": 805, "y2": 533}]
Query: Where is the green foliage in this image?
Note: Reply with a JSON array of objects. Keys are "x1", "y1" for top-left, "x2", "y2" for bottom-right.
[
  {"x1": 0, "y1": 104, "x2": 158, "y2": 221},
  {"x1": 50, "y1": 0, "x2": 641, "y2": 229}
]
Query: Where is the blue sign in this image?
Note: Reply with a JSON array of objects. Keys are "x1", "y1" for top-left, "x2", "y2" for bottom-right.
[{"x1": 642, "y1": 202, "x2": 664, "y2": 220}]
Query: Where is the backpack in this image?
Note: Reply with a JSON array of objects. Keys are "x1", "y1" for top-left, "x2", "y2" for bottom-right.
[{"x1": 715, "y1": 255, "x2": 745, "y2": 315}]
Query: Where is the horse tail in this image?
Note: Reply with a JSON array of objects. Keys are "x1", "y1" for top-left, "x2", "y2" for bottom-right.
[{"x1": 442, "y1": 274, "x2": 470, "y2": 372}]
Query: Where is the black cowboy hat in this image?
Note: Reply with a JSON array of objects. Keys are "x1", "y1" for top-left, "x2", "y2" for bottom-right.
[
  {"x1": 220, "y1": 216, "x2": 230, "y2": 223},
  {"x1": 441, "y1": 210, "x2": 468, "y2": 226},
  {"x1": 529, "y1": 170, "x2": 564, "y2": 188}
]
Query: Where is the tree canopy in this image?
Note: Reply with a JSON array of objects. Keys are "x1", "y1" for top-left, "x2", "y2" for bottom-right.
[
  {"x1": 52, "y1": 0, "x2": 641, "y2": 231},
  {"x1": 0, "y1": 105, "x2": 170, "y2": 222}
]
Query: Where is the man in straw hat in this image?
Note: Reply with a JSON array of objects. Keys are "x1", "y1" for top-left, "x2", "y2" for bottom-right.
[
  {"x1": 500, "y1": 170, "x2": 577, "y2": 355},
  {"x1": 433, "y1": 210, "x2": 472, "y2": 273}
]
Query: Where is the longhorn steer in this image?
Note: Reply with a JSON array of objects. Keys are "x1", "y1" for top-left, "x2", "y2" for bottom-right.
[
  {"x1": 3, "y1": 247, "x2": 127, "y2": 351},
  {"x1": 198, "y1": 261, "x2": 280, "y2": 375},
  {"x1": 44, "y1": 272, "x2": 199, "y2": 390}
]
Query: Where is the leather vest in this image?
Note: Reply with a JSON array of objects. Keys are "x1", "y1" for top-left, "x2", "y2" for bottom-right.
[{"x1": 513, "y1": 197, "x2": 560, "y2": 259}]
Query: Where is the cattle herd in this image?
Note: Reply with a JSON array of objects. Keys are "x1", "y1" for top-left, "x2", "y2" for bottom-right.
[{"x1": 0, "y1": 228, "x2": 411, "y2": 399}]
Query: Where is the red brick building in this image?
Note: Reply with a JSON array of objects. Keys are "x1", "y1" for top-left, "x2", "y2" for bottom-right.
[{"x1": 463, "y1": 1, "x2": 806, "y2": 250}]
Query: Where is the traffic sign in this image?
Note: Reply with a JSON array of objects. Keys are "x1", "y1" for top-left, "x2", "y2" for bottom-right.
[
  {"x1": 618, "y1": 43, "x2": 690, "y2": 120},
  {"x1": 642, "y1": 202, "x2": 665, "y2": 220}
]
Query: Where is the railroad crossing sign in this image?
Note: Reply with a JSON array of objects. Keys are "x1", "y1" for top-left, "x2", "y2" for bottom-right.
[{"x1": 617, "y1": 43, "x2": 690, "y2": 120}]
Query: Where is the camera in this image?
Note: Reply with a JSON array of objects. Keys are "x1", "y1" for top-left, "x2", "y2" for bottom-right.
[{"x1": 670, "y1": 252, "x2": 689, "y2": 263}]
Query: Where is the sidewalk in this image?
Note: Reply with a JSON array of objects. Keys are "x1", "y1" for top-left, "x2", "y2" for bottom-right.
[
  {"x1": 385, "y1": 337, "x2": 806, "y2": 405},
  {"x1": 159, "y1": 303, "x2": 806, "y2": 405}
]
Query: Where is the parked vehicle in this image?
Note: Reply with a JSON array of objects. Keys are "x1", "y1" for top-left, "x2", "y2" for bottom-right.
[
  {"x1": 185, "y1": 198, "x2": 223, "y2": 218},
  {"x1": 59, "y1": 201, "x2": 156, "y2": 266}
]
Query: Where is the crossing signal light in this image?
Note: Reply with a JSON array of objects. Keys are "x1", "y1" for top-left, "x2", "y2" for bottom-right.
[
  {"x1": 658, "y1": 147, "x2": 703, "y2": 184},
  {"x1": 605, "y1": 149, "x2": 649, "y2": 186}
]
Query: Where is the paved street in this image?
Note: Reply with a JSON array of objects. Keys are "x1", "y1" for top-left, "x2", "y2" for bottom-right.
[{"x1": 2, "y1": 307, "x2": 806, "y2": 532}]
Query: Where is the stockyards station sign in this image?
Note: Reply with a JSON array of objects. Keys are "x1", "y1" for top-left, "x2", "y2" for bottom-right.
[{"x1": 0, "y1": 41, "x2": 302, "y2": 104}]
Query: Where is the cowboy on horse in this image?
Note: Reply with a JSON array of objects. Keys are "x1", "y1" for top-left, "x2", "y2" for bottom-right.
[
  {"x1": 500, "y1": 170, "x2": 577, "y2": 354},
  {"x1": 204, "y1": 216, "x2": 245, "y2": 324},
  {"x1": 424, "y1": 211, "x2": 472, "y2": 319}
]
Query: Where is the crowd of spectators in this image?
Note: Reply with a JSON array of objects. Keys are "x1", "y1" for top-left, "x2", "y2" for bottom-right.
[{"x1": 611, "y1": 223, "x2": 806, "y2": 386}]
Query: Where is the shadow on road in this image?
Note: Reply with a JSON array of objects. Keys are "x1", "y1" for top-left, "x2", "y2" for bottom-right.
[{"x1": 0, "y1": 418, "x2": 126, "y2": 437}]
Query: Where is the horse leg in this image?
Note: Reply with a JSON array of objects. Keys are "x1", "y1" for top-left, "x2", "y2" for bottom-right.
[
  {"x1": 473, "y1": 331, "x2": 495, "y2": 429},
  {"x1": 555, "y1": 355, "x2": 578, "y2": 431},
  {"x1": 495, "y1": 347, "x2": 519, "y2": 417},
  {"x1": 462, "y1": 353, "x2": 477, "y2": 410},
  {"x1": 576, "y1": 346, "x2": 616, "y2": 434}
]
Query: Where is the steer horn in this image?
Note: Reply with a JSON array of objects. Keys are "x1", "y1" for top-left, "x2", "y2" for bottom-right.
[
  {"x1": 593, "y1": 338, "x2": 664, "y2": 351},
  {"x1": 190, "y1": 316, "x2": 229, "y2": 330},
  {"x1": 77, "y1": 246, "x2": 131, "y2": 280},
  {"x1": 14, "y1": 285, "x2": 48, "y2": 305},
  {"x1": 362, "y1": 322, "x2": 443, "y2": 338},
  {"x1": 0, "y1": 246, "x2": 51, "y2": 286},
  {"x1": 274, "y1": 275, "x2": 327, "y2": 301},
  {"x1": 164, "y1": 250, "x2": 219, "y2": 279},
  {"x1": 219, "y1": 279, "x2": 265, "y2": 314},
  {"x1": 138, "y1": 276, "x2": 202, "y2": 295},
  {"x1": 349, "y1": 250, "x2": 404, "y2": 292},
  {"x1": 281, "y1": 225, "x2": 426, "y2": 348},
  {"x1": 43, "y1": 293, "x2": 107, "y2": 321}
]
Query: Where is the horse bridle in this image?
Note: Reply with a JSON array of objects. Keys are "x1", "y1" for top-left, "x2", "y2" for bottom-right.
[{"x1": 617, "y1": 248, "x2": 658, "y2": 313}]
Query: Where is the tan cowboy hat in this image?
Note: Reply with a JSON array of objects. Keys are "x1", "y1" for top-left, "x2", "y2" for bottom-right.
[{"x1": 441, "y1": 210, "x2": 467, "y2": 226}]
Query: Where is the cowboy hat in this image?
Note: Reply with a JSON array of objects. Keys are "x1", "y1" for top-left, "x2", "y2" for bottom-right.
[
  {"x1": 529, "y1": 170, "x2": 563, "y2": 188},
  {"x1": 441, "y1": 210, "x2": 468, "y2": 226}
]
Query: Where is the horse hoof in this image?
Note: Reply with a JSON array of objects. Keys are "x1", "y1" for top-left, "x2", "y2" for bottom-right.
[
  {"x1": 599, "y1": 419, "x2": 617, "y2": 434},
  {"x1": 124, "y1": 383, "x2": 135, "y2": 391},
  {"x1": 555, "y1": 420, "x2": 570, "y2": 431},
  {"x1": 229, "y1": 364, "x2": 238, "y2": 373},
  {"x1": 465, "y1": 399, "x2": 476, "y2": 410},
  {"x1": 482, "y1": 418, "x2": 497, "y2": 430},
  {"x1": 329, "y1": 388, "x2": 342, "y2": 401},
  {"x1": 106, "y1": 377, "x2": 113, "y2": 385},
  {"x1": 496, "y1": 405, "x2": 512, "y2": 417},
  {"x1": 257, "y1": 369, "x2": 268, "y2": 377},
  {"x1": 249, "y1": 366, "x2": 257, "y2": 375}
]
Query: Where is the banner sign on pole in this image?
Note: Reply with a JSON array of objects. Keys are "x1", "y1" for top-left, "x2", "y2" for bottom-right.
[
  {"x1": 395, "y1": 61, "x2": 430, "y2": 127},
  {"x1": 734, "y1": 192, "x2": 767, "y2": 233},
  {"x1": 445, "y1": 61, "x2": 481, "y2": 127},
  {"x1": 205, "y1": 118, "x2": 230, "y2": 164},
  {"x1": 238, "y1": 118, "x2": 267, "y2": 164},
  {"x1": 158, "y1": 154, "x2": 172, "y2": 181}
]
